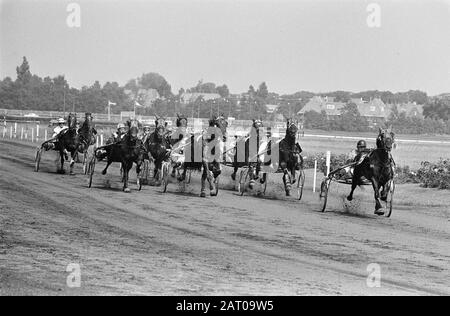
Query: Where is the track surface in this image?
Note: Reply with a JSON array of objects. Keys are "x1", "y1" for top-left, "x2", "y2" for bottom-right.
[{"x1": 0, "y1": 139, "x2": 449, "y2": 295}]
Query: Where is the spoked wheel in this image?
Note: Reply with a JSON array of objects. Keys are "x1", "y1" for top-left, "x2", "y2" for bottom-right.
[
  {"x1": 297, "y1": 169, "x2": 306, "y2": 200},
  {"x1": 88, "y1": 157, "x2": 96, "y2": 188},
  {"x1": 385, "y1": 180, "x2": 395, "y2": 218},
  {"x1": 161, "y1": 162, "x2": 170, "y2": 193},
  {"x1": 238, "y1": 169, "x2": 249, "y2": 196},
  {"x1": 35, "y1": 147, "x2": 43, "y2": 172},
  {"x1": 319, "y1": 178, "x2": 331, "y2": 212}
]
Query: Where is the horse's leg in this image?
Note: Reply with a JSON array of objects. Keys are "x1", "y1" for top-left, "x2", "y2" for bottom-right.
[
  {"x1": 291, "y1": 167, "x2": 296, "y2": 185},
  {"x1": 248, "y1": 165, "x2": 256, "y2": 189},
  {"x1": 372, "y1": 178, "x2": 384, "y2": 214},
  {"x1": 102, "y1": 159, "x2": 112, "y2": 175},
  {"x1": 347, "y1": 170, "x2": 359, "y2": 201},
  {"x1": 123, "y1": 162, "x2": 132, "y2": 193},
  {"x1": 59, "y1": 150, "x2": 65, "y2": 174},
  {"x1": 231, "y1": 165, "x2": 238, "y2": 181},
  {"x1": 280, "y1": 162, "x2": 291, "y2": 196},
  {"x1": 200, "y1": 167, "x2": 207, "y2": 198},
  {"x1": 69, "y1": 151, "x2": 76, "y2": 175}
]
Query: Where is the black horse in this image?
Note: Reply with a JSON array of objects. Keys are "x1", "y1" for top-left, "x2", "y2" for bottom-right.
[
  {"x1": 347, "y1": 127, "x2": 395, "y2": 215},
  {"x1": 279, "y1": 118, "x2": 303, "y2": 196},
  {"x1": 231, "y1": 119, "x2": 266, "y2": 189},
  {"x1": 178, "y1": 115, "x2": 228, "y2": 197},
  {"x1": 144, "y1": 116, "x2": 171, "y2": 185},
  {"x1": 100, "y1": 119, "x2": 145, "y2": 192},
  {"x1": 57, "y1": 113, "x2": 96, "y2": 175}
]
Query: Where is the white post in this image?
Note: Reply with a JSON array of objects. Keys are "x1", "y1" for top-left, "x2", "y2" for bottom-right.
[
  {"x1": 100, "y1": 134, "x2": 104, "y2": 147},
  {"x1": 313, "y1": 160, "x2": 317, "y2": 192},
  {"x1": 96, "y1": 135, "x2": 99, "y2": 147},
  {"x1": 36, "y1": 124, "x2": 40, "y2": 142},
  {"x1": 21, "y1": 127, "x2": 24, "y2": 140},
  {"x1": 326, "y1": 151, "x2": 331, "y2": 176},
  {"x1": 14, "y1": 122, "x2": 17, "y2": 138},
  {"x1": 25, "y1": 130, "x2": 28, "y2": 141},
  {"x1": 44, "y1": 129, "x2": 48, "y2": 141},
  {"x1": 2, "y1": 126, "x2": 6, "y2": 138},
  {"x1": 10, "y1": 126, "x2": 13, "y2": 138},
  {"x1": 32, "y1": 128, "x2": 35, "y2": 142}
]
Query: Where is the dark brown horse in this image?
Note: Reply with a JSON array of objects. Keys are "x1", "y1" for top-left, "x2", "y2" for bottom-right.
[
  {"x1": 144, "y1": 116, "x2": 171, "y2": 184},
  {"x1": 100, "y1": 119, "x2": 145, "y2": 192},
  {"x1": 347, "y1": 127, "x2": 395, "y2": 215},
  {"x1": 231, "y1": 119, "x2": 266, "y2": 188},
  {"x1": 57, "y1": 113, "x2": 96, "y2": 175},
  {"x1": 279, "y1": 118, "x2": 303, "y2": 196},
  {"x1": 178, "y1": 115, "x2": 228, "y2": 197}
]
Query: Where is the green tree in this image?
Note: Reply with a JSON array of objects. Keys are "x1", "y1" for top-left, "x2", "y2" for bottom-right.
[{"x1": 256, "y1": 82, "x2": 268, "y2": 99}]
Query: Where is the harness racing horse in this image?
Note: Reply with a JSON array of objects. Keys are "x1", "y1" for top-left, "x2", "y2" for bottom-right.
[
  {"x1": 231, "y1": 119, "x2": 267, "y2": 189},
  {"x1": 347, "y1": 127, "x2": 395, "y2": 215},
  {"x1": 56, "y1": 113, "x2": 95, "y2": 175},
  {"x1": 144, "y1": 116, "x2": 171, "y2": 185},
  {"x1": 77, "y1": 113, "x2": 97, "y2": 174},
  {"x1": 178, "y1": 115, "x2": 228, "y2": 197},
  {"x1": 100, "y1": 119, "x2": 145, "y2": 192},
  {"x1": 279, "y1": 118, "x2": 303, "y2": 196}
]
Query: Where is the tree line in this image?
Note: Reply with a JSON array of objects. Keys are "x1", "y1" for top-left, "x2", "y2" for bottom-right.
[{"x1": 1, "y1": 57, "x2": 449, "y2": 134}]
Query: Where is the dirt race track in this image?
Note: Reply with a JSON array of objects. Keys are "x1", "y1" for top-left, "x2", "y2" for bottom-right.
[{"x1": 0, "y1": 139, "x2": 449, "y2": 296}]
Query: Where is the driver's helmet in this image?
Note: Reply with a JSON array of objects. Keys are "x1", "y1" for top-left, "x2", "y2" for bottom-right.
[
  {"x1": 143, "y1": 125, "x2": 152, "y2": 133},
  {"x1": 357, "y1": 140, "x2": 367, "y2": 151},
  {"x1": 57, "y1": 118, "x2": 65, "y2": 124},
  {"x1": 117, "y1": 123, "x2": 127, "y2": 133}
]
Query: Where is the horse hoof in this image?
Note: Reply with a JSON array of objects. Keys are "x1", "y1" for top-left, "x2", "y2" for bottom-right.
[
  {"x1": 347, "y1": 196, "x2": 353, "y2": 201},
  {"x1": 231, "y1": 174, "x2": 236, "y2": 181},
  {"x1": 70, "y1": 172, "x2": 75, "y2": 176},
  {"x1": 286, "y1": 191, "x2": 291, "y2": 197},
  {"x1": 200, "y1": 192, "x2": 206, "y2": 198},
  {"x1": 374, "y1": 209, "x2": 385, "y2": 216},
  {"x1": 101, "y1": 170, "x2": 107, "y2": 175},
  {"x1": 210, "y1": 191, "x2": 217, "y2": 197},
  {"x1": 124, "y1": 188, "x2": 131, "y2": 193}
]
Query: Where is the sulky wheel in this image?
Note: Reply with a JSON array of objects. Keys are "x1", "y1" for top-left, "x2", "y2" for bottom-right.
[
  {"x1": 35, "y1": 147, "x2": 43, "y2": 172},
  {"x1": 297, "y1": 169, "x2": 306, "y2": 201},
  {"x1": 88, "y1": 157, "x2": 96, "y2": 188},
  {"x1": 238, "y1": 169, "x2": 249, "y2": 196},
  {"x1": 319, "y1": 178, "x2": 331, "y2": 212}
]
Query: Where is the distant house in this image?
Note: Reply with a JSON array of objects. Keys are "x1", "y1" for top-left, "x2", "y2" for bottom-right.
[
  {"x1": 297, "y1": 96, "x2": 345, "y2": 117},
  {"x1": 265, "y1": 104, "x2": 279, "y2": 114},
  {"x1": 350, "y1": 98, "x2": 389, "y2": 126},
  {"x1": 180, "y1": 92, "x2": 221, "y2": 104},
  {"x1": 298, "y1": 96, "x2": 389, "y2": 127}
]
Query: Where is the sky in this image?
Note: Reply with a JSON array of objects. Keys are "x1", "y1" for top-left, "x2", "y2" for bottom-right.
[{"x1": 0, "y1": 0, "x2": 449, "y2": 95}]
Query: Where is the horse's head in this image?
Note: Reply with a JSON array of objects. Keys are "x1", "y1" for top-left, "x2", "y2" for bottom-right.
[
  {"x1": 252, "y1": 119, "x2": 264, "y2": 130},
  {"x1": 82, "y1": 112, "x2": 93, "y2": 129},
  {"x1": 154, "y1": 124, "x2": 167, "y2": 143},
  {"x1": 377, "y1": 127, "x2": 395, "y2": 152},
  {"x1": 127, "y1": 119, "x2": 140, "y2": 140},
  {"x1": 286, "y1": 118, "x2": 298, "y2": 138},
  {"x1": 154, "y1": 115, "x2": 168, "y2": 129},
  {"x1": 176, "y1": 113, "x2": 188, "y2": 128},
  {"x1": 67, "y1": 113, "x2": 77, "y2": 129},
  {"x1": 209, "y1": 114, "x2": 228, "y2": 141}
]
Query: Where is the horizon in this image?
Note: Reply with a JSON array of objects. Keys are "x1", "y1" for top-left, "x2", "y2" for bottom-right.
[{"x1": 1, "y1": 0, "x2": 449, "y2": 96}]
